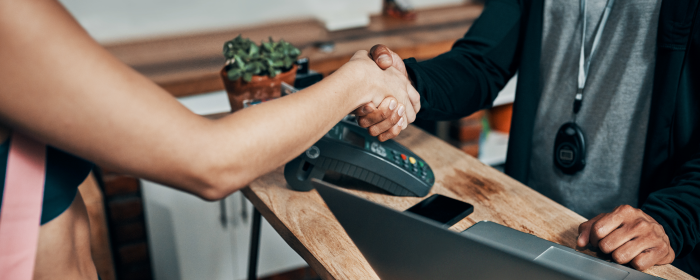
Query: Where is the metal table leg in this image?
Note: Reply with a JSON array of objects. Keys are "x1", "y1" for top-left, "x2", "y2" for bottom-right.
[{"x1": 247, "y1": 208, "x2": 262, "y2": 280}]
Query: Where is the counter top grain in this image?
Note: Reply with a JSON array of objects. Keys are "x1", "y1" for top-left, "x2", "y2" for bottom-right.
[{"x1": 241, "y1": 126, "x2": 693, "y2": 280}]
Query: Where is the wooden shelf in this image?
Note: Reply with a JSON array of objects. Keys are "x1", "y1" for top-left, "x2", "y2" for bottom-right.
[{"x1": 104, "y1": 3, "x2": 483, "y2": 97}]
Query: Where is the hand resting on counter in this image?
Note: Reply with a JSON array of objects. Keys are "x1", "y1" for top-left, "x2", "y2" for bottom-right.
[{"x1": 577, "y1": 205, "x2": 675, "y2": 271}]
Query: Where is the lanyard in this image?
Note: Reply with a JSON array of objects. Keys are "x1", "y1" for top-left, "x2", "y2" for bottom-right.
[{"x1": 574, "y1": 0, "x2": 616, "y2": 114}]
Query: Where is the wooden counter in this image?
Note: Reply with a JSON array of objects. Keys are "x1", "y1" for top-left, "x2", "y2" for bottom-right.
[{"x1": 241, "y1": 126, "x2": 693, "y2": 280}]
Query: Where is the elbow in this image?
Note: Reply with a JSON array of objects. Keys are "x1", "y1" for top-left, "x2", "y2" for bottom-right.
[
  {"x1": 191, "y1": 167, "x2": 250, "y2": 202},
  {"x1": 197, "y1": 186, "x2": 233, "y2": 202}
]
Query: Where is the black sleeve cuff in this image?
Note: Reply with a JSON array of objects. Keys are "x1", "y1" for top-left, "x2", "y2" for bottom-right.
[
  {"x1": 643, "y1": 207, "x2": 684, "y2": 258},
  {"x1": 404, "y1": 57, "x2": 432, "y2": 117}
]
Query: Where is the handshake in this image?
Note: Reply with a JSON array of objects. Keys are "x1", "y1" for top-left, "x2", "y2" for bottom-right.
[{"x1": 341, "y1": 44, "x2": 420, "y2": 142}]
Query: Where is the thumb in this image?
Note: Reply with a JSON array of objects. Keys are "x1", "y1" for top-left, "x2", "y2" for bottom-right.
[
  {"x1": 577, "y1": 223, "x2": 591, "y2": 248},
  {"x1": 369, "y1": 44, "x2": 394, "y2": 70},
  {"x1": 577, "y1": 214, "x2": 603, "y2": 248}
]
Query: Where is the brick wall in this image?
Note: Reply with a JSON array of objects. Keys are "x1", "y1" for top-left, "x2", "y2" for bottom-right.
[
  {"x1": 450, "y1": 110, "x2": 486, "y2": 157},
  {"x1": 97, "y1": 168, "x2": 154, "y2": 280}
]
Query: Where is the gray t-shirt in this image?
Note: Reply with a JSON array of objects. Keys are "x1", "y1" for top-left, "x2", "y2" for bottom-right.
[{"x1": 528, "y1": 0, "x2": 661, "y2": 219}]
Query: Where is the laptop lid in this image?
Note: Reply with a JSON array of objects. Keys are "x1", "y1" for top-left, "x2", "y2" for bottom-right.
[{"x1": 313, "y1": 179, "x2": 580, "y2": 280}]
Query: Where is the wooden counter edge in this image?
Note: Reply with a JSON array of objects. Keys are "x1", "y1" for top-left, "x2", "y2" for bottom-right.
[{"x1": 241, "y1": 186, "x2": 336, "y2": 280}]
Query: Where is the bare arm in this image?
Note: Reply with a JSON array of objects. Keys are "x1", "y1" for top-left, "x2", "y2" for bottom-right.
[{"x1": 0, "y1": 0, "x2": 415, "y2": 200}]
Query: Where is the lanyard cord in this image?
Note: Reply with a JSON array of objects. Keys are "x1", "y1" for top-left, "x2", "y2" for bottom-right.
[{"x1": 574, "y1": 0, "x2": 615, "y2": 114}]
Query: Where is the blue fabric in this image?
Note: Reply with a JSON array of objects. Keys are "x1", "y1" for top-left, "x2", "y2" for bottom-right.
[{"x1": 0, "y1": 138, "x2": 94, "y2": 225}]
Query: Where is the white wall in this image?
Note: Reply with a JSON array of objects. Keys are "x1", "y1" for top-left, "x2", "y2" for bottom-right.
[
  {"x1": 58, "y1": 0, "x2": 467, "y2": 43},
  {"x1": 140, "y1": 91, "x2": 309, "y2": 280},
  {"x1": 142, "y1": 180, "x2": 308, "y2": 280}
]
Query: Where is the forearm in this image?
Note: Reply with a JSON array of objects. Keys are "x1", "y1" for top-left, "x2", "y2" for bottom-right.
[
  {"x1": 190, "y1": 69, "x2": 370, "y2": 199},
  {"x1": 406, "y1": 0, "x2": 523, "y2": 120},
  {"x1": 0, "y1": 0, "x2": 380, "y2": 200}
]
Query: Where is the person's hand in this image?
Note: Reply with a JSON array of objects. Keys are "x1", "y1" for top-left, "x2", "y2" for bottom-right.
[
  {"x1": 353, "y1": 44, "x2": 420, "y2": 141},
  {"x1": 340, "y1": 50, "x2": 418, "y2": 141},
  {"x1": 577, "y1": 205, "x2": 675, "y2": 271}
]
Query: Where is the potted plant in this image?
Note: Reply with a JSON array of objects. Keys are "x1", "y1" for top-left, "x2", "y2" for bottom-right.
[{"x1": 221, "y1": 35, "x2": 301, "y2": 111}]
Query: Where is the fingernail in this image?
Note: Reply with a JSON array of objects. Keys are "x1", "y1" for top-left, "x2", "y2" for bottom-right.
[
  {"x1": 398, "y1": 117, "x2": 405, "y2": 127},
  {"x1": 389, "y1": 100, "x2": 397, "y2": 110},
  {"x1": 377, "y1": 54, "x2": 390, "y2": 65},
  {"x1": 397, "y1": 105, "x2": 405, "y2": 116}
]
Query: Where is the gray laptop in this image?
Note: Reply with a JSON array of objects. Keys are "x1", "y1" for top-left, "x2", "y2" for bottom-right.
[{"x1": 313, "y1": 179, "x2": 661, "y2": 280}]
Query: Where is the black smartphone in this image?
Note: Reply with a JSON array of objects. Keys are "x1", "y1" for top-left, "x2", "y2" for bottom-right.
[{"x1": 405, "y1": 194, "x2": 474, "y2": 227}]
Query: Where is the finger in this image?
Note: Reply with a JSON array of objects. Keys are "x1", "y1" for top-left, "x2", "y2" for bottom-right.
[
  {"x1": 404, "y1": 100, "x2": 417, "y2": 124},
  {"x1": 354, "y1": 102, "x2": 376, "y2": 117},
  {"x1": 379, "y1": 116, "x2": 405, "y2": 142},
  {"x1": 590, "y1": 211, "x2": 626, "y2": 248},
  {"x1": 578, "y1": 214, "x2": 605, "y2": 248},
  {"x1": 610, "y1": 235, "x2": 657, "y2": 266},
  {"x1": 628, "y1": 239, "x2": 675, "y2": 271},
  {"x1": 598, "y1": 222, "x2": 638, "y2": 254},
  {"x1": 630, "y1": 249, "x2": 664, "y2": 272},
  {"x1": 401, "y1": 113, "x2": 408, "y2": 130},
  {"x1": 402, "y1": 83, "x2": 419, "y2": 123},
  {"x1": 367, "y1": 101, "x2": 402, "y2": 137},
  {"x1": 369, "y1": 44, "x2": 394, "y2": 70},
  {"x1": 357, "y1": 98, "x2": 397, "y2": 128},
  {"x1": 407, "y1": 83, "x2": 421, "y2": 117}
]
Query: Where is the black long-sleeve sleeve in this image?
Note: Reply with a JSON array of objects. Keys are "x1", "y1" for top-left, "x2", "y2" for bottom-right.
[
  {"x1": 405, "y1": 0, "x2": 525, "y2": 121},
  {"x1": 642, "y1": 154, "x2": 700, "y2": 258},
  {"x1": 639, "y1": 1, "x2": 700, "y2": 259}
]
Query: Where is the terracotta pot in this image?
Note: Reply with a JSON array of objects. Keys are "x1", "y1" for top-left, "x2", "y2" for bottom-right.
[{"x1": 220, "y1": 64, "x2": 297, "y2": 112}]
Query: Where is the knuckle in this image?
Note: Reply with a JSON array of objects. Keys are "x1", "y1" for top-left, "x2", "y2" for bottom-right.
[
  {"x1": 379, "y1": 108, "x2": 391, "y2": 120},
  {"x1": 593, "y1": 223, "x2": 606, "y2": 237},
  {"x1": 390, "y1": 111, "x2": 401, "y2": 124},
  {"x1": 630, "y1": 259, "x2": 646, "y2": 270},
  {"x1": 380, "y1": 131, "x2": 396, "y2": 142},
  {"x1": 368, "y1": 126, "x2": 381, "y2": 137},
  {"x1": 612, "y1": 251, "x2": 629, "y2": 264},
  {"x1": 633, "y1": 219, "x2": 650, "y2": 231},
  {"x1": 358, "y1": 118, "x2": 371, "y2": 128},
  {"x1": 599, "y1": 240, "x2": 613, "y2": 253},
  {"x1": 617, "y1": 205, "x2": 634, "y2": 214}
]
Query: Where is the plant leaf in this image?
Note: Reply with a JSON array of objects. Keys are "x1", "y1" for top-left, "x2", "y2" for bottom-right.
[
  {"x1": 243, "y1": 72, "x2": 253, "y2": 82},
  {"x1": 234, "y1": 55, "x2": 245, "y2": 69},
  {"x1": 249, "y1": 44, "x2": 258, "y2": 56},
  {"x1": 228, "y1": 70, "x2": 241, "y2": 81}
]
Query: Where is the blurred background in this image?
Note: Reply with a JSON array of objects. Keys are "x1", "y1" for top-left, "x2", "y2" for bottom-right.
[{"x1": 60, "y1": 0, "x2": 517, "y2": 279}]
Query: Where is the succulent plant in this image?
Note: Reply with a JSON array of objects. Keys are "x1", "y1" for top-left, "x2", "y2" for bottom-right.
[{"x1": 223, "y1": 35, "x2": 301, "y2": 82}]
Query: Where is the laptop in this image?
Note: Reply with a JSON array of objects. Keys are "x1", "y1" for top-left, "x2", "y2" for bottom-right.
[{"x1": 313, "y1": 179, "x2": 661, "y2": 280}]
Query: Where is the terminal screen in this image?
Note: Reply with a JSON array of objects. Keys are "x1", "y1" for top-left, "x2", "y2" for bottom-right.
[{"x1": 342, "y1": 128, "x2": 365, "y2": 148}]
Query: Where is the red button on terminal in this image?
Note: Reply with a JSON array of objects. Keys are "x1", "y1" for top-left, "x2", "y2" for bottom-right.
[{"x1": 400, "y1": 154, "x2": 407, "y2": 161}]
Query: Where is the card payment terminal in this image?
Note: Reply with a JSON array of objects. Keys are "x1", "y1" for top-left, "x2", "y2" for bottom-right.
[{"x1": 284, "y1": 116, "x2": 434, "y2": 197}]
